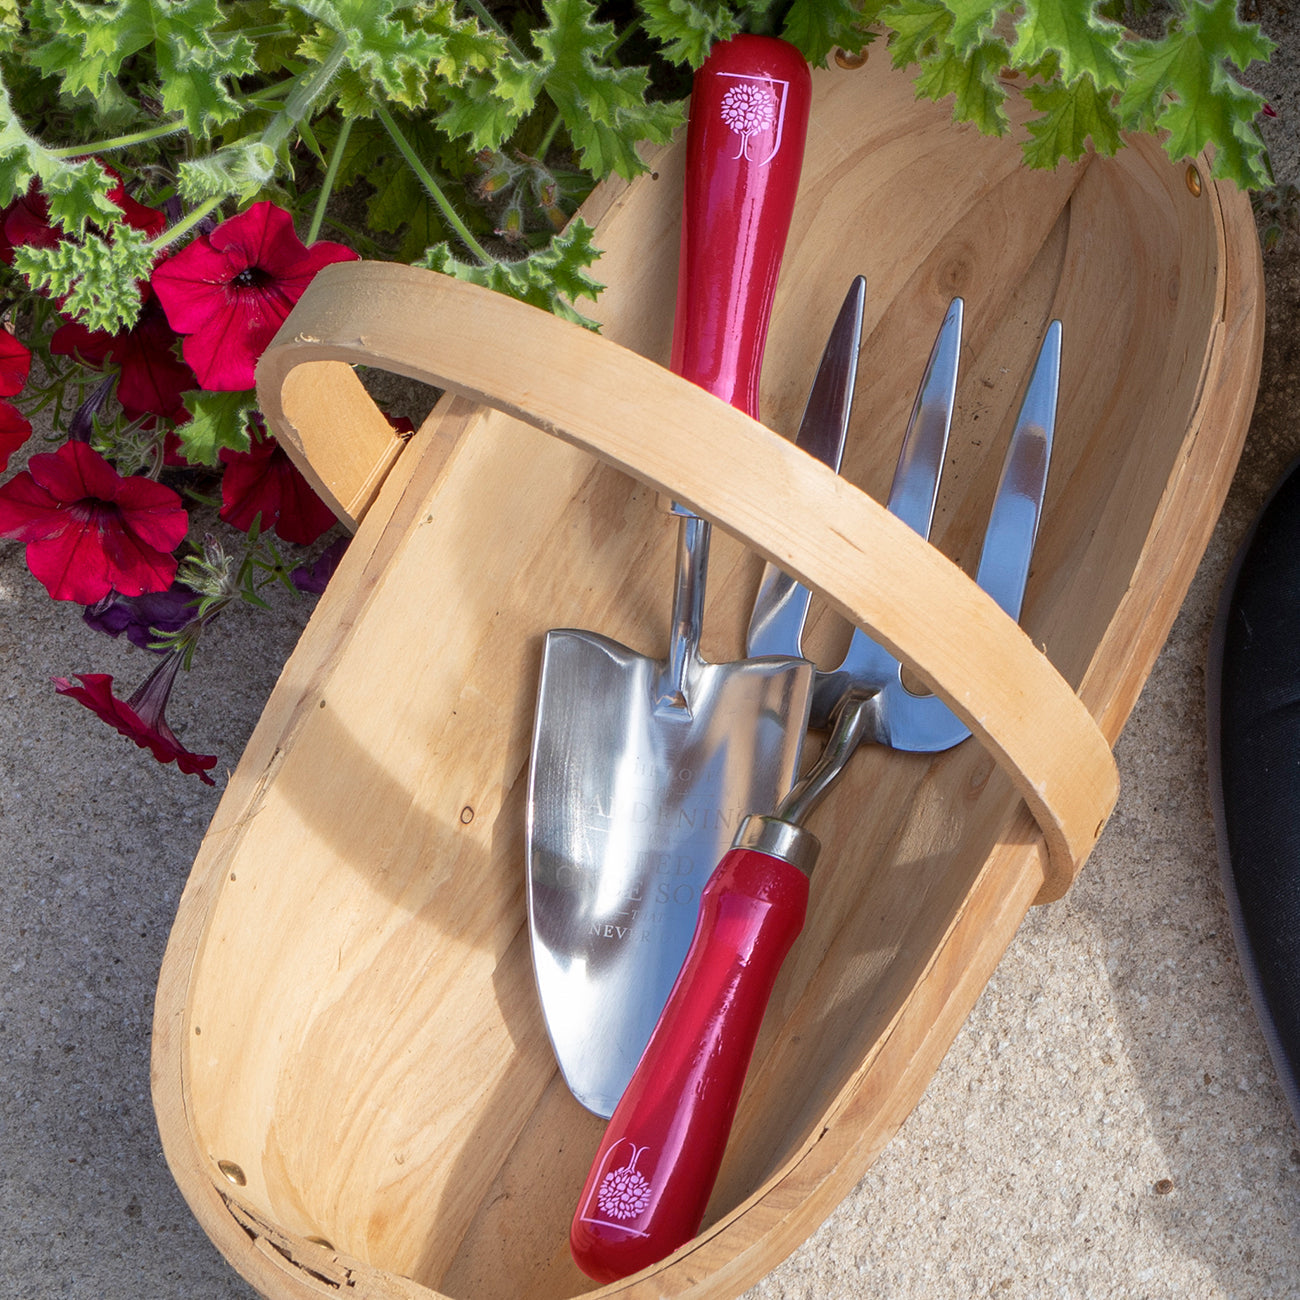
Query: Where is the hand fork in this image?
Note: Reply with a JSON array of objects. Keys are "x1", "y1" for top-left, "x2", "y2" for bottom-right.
[{"x1": 570, "y1": 302, "x2": 1062, "y2": 1284}]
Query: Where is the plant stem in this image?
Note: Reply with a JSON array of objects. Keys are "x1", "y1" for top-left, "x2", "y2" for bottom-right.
[
  {"x1": 307, "y1": 116, "x2": 352, "y2": 244},
  {"x1": 263, "y1": 31, "x2": 349, "y2": 152},
  {"x1": 375, "y1": 105, "x2": 495, "y2": 264},
  {"x1": 47, "y1": 119, "x2": 189, "y2": 157},
  {"x1": 463, "y1": 0, "x2": 525, "y2": 58},
  {"x1": 150, "y1": 196, "x2": 224, "y2": 252}
]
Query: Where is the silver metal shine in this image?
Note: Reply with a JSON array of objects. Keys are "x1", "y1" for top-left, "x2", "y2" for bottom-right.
[
  {"x1": 748, "y1": 303, "x2": 1062, "y2": 754},
  {"x1": 525, "y1": 286, "x2": 867, "y2": 1118}
]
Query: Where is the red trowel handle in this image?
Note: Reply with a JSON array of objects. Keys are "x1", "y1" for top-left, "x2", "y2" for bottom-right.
[
  {"x1": 670, "y1": 35, "x2": 812, "y2": 416},
  {"x1": 569, "y1": 847, "x2": 809, "y2": 1283}
]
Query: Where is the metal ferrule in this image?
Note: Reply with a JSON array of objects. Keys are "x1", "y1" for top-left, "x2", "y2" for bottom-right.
[{"x1": 732, "y1": 814, "x2": 821, "y2": 879}]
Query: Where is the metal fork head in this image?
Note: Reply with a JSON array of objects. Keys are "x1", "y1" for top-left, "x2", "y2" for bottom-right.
[{"x1": 748, "y1": 298, "x2": 1062, "y2": 753}]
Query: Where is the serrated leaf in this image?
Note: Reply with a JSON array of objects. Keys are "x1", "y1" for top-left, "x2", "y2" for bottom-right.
[
  {"x1": 289, "y1": 0, "x2": 505, "y2": 112},
  {"x1": 940, "y1": 0, "x2": 1004, "y2": 54},
  {"x1": 178, "y1": 140, "x2": 279, "y2": 203},
  {"x1": 912, "y1": 38, "x2": 1010, "y2": 135},
  {"x1": 176, "y1": 388, "x2": 255, "y2": 466},
  {"x1": 13, "y1": 223, "x2": 154, "y2": 332},
  {"x1": 438, "y1": 57, "x2": 544, "y2": 151},
  {"x1": 1022, "y1": 72, "x2": 1122, "y2": 167},
  {"x1": 1117, "y1": 0, "x2": 1274, "y2": 188},
  {"x1": 1010, "y1": 0, "x2": 1127, "y2": 89},
  {"x1": 781, "y1": 0, "x2": 869, "y2": 66},
  {"x1": 27, "y1": 0, "x2": 255, "y2": 135},
  {"x1": 418, "y1": 219, "x2": 604, "y2": 328},
  {"x1": 638, "y1": 0, "x2": 741, "y2": 68},
  {"x1": 532, "y1": 0, "x2": 684, "y2": 180},
  {"x1": 883, "y1": 0, "x2": 955, "y2": 68}
]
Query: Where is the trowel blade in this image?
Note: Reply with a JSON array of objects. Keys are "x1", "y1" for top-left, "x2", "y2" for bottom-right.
[{"x1": 526, "y1": 627, "x2": 811, "y2": 1117}]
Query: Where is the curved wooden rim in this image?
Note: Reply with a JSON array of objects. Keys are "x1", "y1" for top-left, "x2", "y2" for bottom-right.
[{"x1": 255, "y1": 262, "x2": 1119, "y2": 897}]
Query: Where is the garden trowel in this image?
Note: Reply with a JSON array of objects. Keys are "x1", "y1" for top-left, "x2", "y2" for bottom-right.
[{"x1": 526, "y1": 35, "x2": 822, "y2": 1118}]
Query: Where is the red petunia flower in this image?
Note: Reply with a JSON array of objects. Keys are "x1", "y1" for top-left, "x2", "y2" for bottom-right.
[
  {"x1": 0, "y1": 440, "x2": 188, "y2": 603},
  {"x1": 54, "y1": 658, "x2": 217, "y2": 784},
  {"x1": 0, "y1": 327, "x2": 32, "y2": 470},
  {"x1": 51, "y1": 287, "x2": 196, "y2": 424},
  {"x1": 219, "y1": 432, "x2": 338, "y2": 546},
  {"x1": 0, "y1": 403, "x2": 32, "y2": 472},
  {"x1": 151, "y1": 201, "x2": 358, "y2": 391}
]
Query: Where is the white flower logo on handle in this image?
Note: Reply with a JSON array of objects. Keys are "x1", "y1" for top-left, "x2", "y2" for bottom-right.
[{"x1": 715, "y1": 73, "x2": 790, "y2": 166}]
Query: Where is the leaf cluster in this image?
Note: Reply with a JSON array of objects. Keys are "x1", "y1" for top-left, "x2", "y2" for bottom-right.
[
  {"x1": 865, "y1": 0, "x2": 1275, "y2": 187},
  {"x1": 0, "y1": 0, "x2": 1280, "y2": 350}
]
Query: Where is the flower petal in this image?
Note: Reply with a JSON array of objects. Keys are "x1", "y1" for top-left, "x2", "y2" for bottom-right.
[
  {"x1": 53, "y1": 672, "x2": 217, "y2": 784},
  {"x1": 0, "y1": 401, "x2": 32, "y2": 472},
  {"x1": 0, "y1": 327, "x2": 31, "y2": 396}
]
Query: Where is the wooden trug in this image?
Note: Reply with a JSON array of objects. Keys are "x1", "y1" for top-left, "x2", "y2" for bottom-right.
[{"x1": 151, "y1": 52, "x2": 1264, "y2": 1300}]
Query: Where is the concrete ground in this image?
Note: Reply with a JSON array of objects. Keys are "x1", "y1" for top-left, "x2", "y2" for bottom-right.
[{"x1": 4, "y1": 15, "x2": 1300, "y2": 1300}]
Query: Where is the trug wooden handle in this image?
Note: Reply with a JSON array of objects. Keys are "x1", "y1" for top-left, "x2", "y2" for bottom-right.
[{"x1": 256, "y1": 261, "x2": 1120, "y2": 898}]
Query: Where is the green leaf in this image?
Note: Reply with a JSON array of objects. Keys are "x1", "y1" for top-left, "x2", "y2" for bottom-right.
[
  {"x1": 418, "y1": 218, "x2": 604, "y2": 328},
  {"x1": 1117, "y1": 0, "x2": 1274, "y2": 188},
  {"x1": 437, "y1": 57, "x2": 544, "y2": 152},
  {"x1": 290, "y1": 0, "x2": 508, "y2": 112},
  {"x1": 1022, "y1": 72, "x2": 1123, "y2": 167},
  {"x1": 26, "y1": 0, "x2": 256, "y2": 135},
  {"x1": 1010, "y1": 0, "x2": 1128, "y2": 89},
  {"x1": 939, "y1": 0, "x2": 1004, "y2": 54},
  {"x1": 781, "y1": 0, "x2": 870, "y2": 66},
  {"x1": 911, "y1": 37, "x2": 1010, "y2": 135},
  {"x1": 12, "y1": 223, "x2": 154, "y2": 331},
  {"x1": 176, "y1": 389, "x2": 256, "y2": 467},
  {"x1": 883, "y1": 0, "x2": 955, "y2": 68},
  {"x1": 638, "y1": 0, "x2": 741, "y2": 68},
  {"x1": 532, "y1": 0, "x2": 684, "y2": 181},
  {"x1": 178, "y1": 139, "x2": 280, "y2": 203}
]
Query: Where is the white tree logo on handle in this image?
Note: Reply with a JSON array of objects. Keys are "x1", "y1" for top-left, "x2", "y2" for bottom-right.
[
  {"x1": 715, "y1": 73, "x2": 790, "y2": 166},
  {"x1": 720, "y1": 81, "x2": 777, "y2": 158},
  {"x1": 597, "y1": 1143, "x2": 652, "y2": 1220}
]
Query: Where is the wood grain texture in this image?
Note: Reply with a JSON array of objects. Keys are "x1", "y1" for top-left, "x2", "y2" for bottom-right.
[{"x1": 151, "y1": 52, "x2": 1263, "y2": 1300}]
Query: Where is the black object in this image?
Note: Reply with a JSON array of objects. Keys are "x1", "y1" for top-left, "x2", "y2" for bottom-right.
[{"x1": 1209, "y1": 457, "x2": 1300, "y2": 1126}]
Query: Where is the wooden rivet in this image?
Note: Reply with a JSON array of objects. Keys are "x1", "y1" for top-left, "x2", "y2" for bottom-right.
[
  {"x1": 218, "y1": 1159, "x2": 247, "y2": 1187},
  {"x1": 1185, "y1": 164, "x2": 1202, "y2": 197},
  {"x1": 834, "y1": 48, "x2": 868, "y2": 70},
  {"x1": 460, "y1": 805, "x2": 475, "y2": 825}
]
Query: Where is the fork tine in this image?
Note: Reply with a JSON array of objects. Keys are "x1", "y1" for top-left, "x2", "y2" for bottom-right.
[
  {"x1": 840, "y1": 316, "x2": 1060, "y2": 753},
  {"x1": 747, "y1": 277, "x2": 865, "y2": 659},
  {"x1": 973, "y1": 320, "x2": 1061, "y2": 620},
  {"x1": 886, "y1": 297, "x2": 963, "y2": 537}
]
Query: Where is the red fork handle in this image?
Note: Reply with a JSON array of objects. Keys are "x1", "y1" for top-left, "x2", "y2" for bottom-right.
[
  {"x1": 569, "y1": 847, "x2": 809, "y2": 1283},
  {"x1": 670, "y1": 34, "x2": 811, "y2": 416}
]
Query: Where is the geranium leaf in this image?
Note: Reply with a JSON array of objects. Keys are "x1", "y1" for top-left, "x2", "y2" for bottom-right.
[
  {"x1": 1117, "y1": 0, "x2": 1274, "y2": 188},
  {"x1": 13, "y1": 224, "x2": 154, "y2": 332},
  {"x1": 437, "y1": 57, "x2": 544, "y2": 152},
  {"x1": 176, "y1": 389, "x2": 255, "y2": 467},
  {"x1": 637, "y1": 0, "x2": 741, "y2": 69},
  {"x1": 178, "y1": 140, "x2": 280, "y2": 204},
  {"x1": 26, "y1": 0, "x2": 255, "y2": 135},
  {"x1": 884, "y1": 0, "x2": 955, "y2": 68},
  {"x1": 532, "y1": 0, "x2": 684, "y2": 181},
  {"x1": 780, "y1": 0, "x2": 870, "y2": 66},
  {"x1": 912, "y1": 38, "x2": 1010, "y2": 135},
  {"x1": 289, "y1": 0, "x2": 509, "y2": 112},
  {"x1": 1010, "y1": 0, "x2": 1128, "y2": 90},
  {"x1": 940, "y1": 0, "x2": 1004, "y2": 54},
  {"x1": 419, "y1": 218, "x2": 604, "y2": 328},
  {"x1": 1022, "y1": 72, "x2": 1123, "y2": 167}
]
